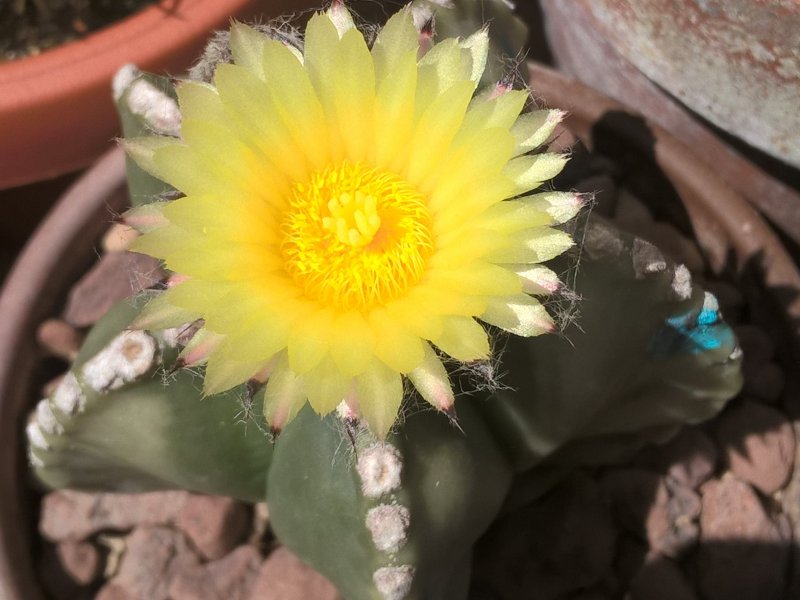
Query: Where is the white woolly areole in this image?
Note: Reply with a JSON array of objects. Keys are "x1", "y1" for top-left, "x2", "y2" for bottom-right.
[
  {"x1": 36, "y1": 399, "x2": 62, "y2": 435},
  {"x1": 126, "y1": 79, "x2": 181, "y2": 136},
  {"x1": 671, "y1": 264, "x2": 692, "y2": 301},
  {"x1": 112, "y1": 63, "x2": 140, "y2": 101},
  {"x1": 161, "y1": 327, "x2": 182, "y2": 348},
  {"x1": 703, "y1": 291, "x2": 720, "y2": 313},
  {"x1": 26, "y1": 422, "x2": 48, "y2": 450},
  {"x1": 28, "y1": 448, "x2": 44, "y2": 468},
  {"x1": 52, "y1": 372, "x2": 85, "y2": 415},
  {"x1": 373, "y1": 566, "x2": 414, "y2": 600},
  {"x1": 366, "y1": 504, "x2": 410, "y2": 553},
  {"x1": 357, "y1": 444, "x2": 403, "y2": 498},
  {"x1": 82, "y1": 331, "x2": 157, "y2": 393}
]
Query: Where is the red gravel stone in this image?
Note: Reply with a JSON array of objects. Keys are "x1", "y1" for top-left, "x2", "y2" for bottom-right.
[
  {"x1": 63, "y1": 251, "x2": 164, "y2": 327},
  {"x1": 714, "y1": 400, "x2": 795, "y2": 495},
  {"x1": 36, "y1": 319, "x2": 84, "y2": 361},
  {"x1": 56, "y1": 539, "x2": 101, "y2": 585},
  {"x1": 695, "y1": 475, "x2": 790, "y2": 600},
  {"x1": 247, "y1": 547, "x2": 341, "y2": 600},
  {"x1": 40, "y1": 490, "x2": 191, "y2": 542},
  {"x1": 102, "y1": 526, "x2": 200, "y2": 600},
  {"x1": 651, "y1": 428, "x2": 718, "y2": 490},
  {"x1": 174, "y1": 495, "x2": 250, "y2": 560},
  {"x1": 169, "y1": 545, "x2": 262, "y2": 600}
]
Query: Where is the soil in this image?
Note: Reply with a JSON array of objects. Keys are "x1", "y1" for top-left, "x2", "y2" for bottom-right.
[{"x1": 1, "y1": 0, "x2": 160, "y2": 61}]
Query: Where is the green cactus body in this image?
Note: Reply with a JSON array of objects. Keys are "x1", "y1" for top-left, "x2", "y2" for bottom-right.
[{"x1": 267, "y1": 402, "x2": 512, "y2": 600}]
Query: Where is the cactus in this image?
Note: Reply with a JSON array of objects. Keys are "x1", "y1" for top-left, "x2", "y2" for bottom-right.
[{"x1": 27, "y1": 3, "x2": 742, "y2": 599}]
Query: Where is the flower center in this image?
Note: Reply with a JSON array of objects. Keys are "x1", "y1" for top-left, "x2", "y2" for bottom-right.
[
  {"x1": 322, "y1": 190, "x2": 381, "y2": 248},
  {"x1": 281, "y1": 162, "x2": 433, "y2": 310}
]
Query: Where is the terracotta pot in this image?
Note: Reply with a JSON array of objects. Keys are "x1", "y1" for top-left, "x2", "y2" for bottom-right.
[
  {"x1": 1, "y1": 64, "x2": 799, "y2": 599},
  {"x1": 539, "y1": 0, "x2": 800, "y2": 249},
  {"x1": 0, "y1": 0, "x2": 311, "y2": 190}
]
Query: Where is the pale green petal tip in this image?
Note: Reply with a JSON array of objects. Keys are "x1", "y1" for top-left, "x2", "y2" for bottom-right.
[
  {"x1": 229, "y1": 22, "x2": 269, "y2": 74},
  {"x1": 121, "y1": 136, "x2": 177, "y2": 180},
  {"x1": 326, "y1": 0, "x2": 356, "y2": 37}
]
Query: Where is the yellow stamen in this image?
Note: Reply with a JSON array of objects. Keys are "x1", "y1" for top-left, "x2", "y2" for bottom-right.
[{"x1": 281, "y1": 162, "x2": 434, "y2": 310}]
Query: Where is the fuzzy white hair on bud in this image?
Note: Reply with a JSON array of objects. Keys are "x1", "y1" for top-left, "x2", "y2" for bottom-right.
[
  {"x1": 356, "y1": 443, "x2": 403, "y2": 498},
  {"x1": 36, "y1": 399, "x2": 62, "y2": 435},
  {"x1": 52, "y1": 372, "x2": 85, "y2": 416},
  {"x1": 366, "y1": 504, "x2": 410, "y2": 553},
  {"x1": 373, "y1": 565, "x2": 414, "y2": 600},
  {"x1": 82, "y1": 331, "x2": 157, "y2": 393}
]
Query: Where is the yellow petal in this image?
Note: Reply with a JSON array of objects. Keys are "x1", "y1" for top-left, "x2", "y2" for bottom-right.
[
  {"x1": 356, "y1": 360, "x2": 403, "y2": 439},
  {"x1": 506, "y1": 264, "x2": 562, "y2": 295},
  {"x1": 203, "y1": 349, "x2": 264, "y2": 395},
  {"x1": 427, "y1": 261, "x2": 522, "y2": 297},
  {"x1": 487, "y1": 228, "x2": 575, "y2": 264},
  {"x1": 474, "y1": 199, "x2": 555, "y2": 233},
  {"x1": 369, "y1": 309, "x2": 425, "y2": 373},
  {"x1": 503, "y1": 153, "x2": 569, "y2": 195},
  {"x1": 457, "y1": 89, "x2": 528, "y2": 146},
  {"x1": 287, "y1": 307, "x2": 335, "y2": 374},
  {"x1": 330, "y1": 311, "x2": 376, "y2": 377},
  {"x1": 433, "y1": 316, "x2": 489, "y2": 361},
  {"x1": 481, "y1": 295, "x2": 554, "y2": 337},
  {"x1": 261, "y1": 39, "x2": 330, "y2": 170},
  {"x1": 374, "y1": 49, "x2": 417, "y2": 170},
  {"x1": 229, "y1": 22, "x2": 269, "y2": 76},
  {"x1": 214, "y1": 63, "x2": 309, "y2": 183},
  {"x1": 333, "y1": 27, "x2": 376, "y2": 161},
  {"x1": 525, "y1": 191, "x2": 584, "y2": 224},
  {"x1": 415, "y1": 39, "x2": 473, "y2": 118},
  {"x1": 263, "y1": 352, "x2": 306, "y2": 432},
  {"x1": 511, "y1": 109, "x2": 565, "y2": 156},
  {"x1": 176, "y1": 81, "x2": 226, "y2": 122},
  {"x1": 303, "y1": 356, "x2": 352, "y2": 415},
  {"x1": 406, "y1": 80, "x2": 485, "y2": 189},
  {"x1": 407, "y1": 343, "x2": 454, "y2": 412},
  {"x1": 131, "y1": 292, "x2": 199, "y2": 331},
  {"x1": 372, "y1": 7, "x2": 418, "y2": 83},
  {"x1": 459, "y1": 29, "x2": 490, "y2": 85}
]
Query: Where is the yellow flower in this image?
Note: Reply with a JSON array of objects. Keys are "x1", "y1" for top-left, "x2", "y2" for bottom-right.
[{"x1": 125, "y1": 4, "x2": 579, "y2": 438}]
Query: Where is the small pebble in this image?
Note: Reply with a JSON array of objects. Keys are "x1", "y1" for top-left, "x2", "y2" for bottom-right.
[
  {"x1": 247, "y1": 547, "x2": 341, "y2": 600},
  {"x1": 695, "y1": 475, "x2": 790, "y2": 600},
  {"x1": 713, "y1": 400, "x2": 795, "y2": 495},
  {"x1": 56, "y1": 539, "x2": 102, "y2": 586},
  {"x1": 63, "y1": 252, "x2": 164, "y2": 327},
  {"x1": 36, "y1": 319, "x2": 83, "y2": 361}
]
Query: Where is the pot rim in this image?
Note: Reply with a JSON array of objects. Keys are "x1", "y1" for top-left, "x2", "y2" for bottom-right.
[{"x1": 0, "y1": 0, "x2": 265, "y2": 189}]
